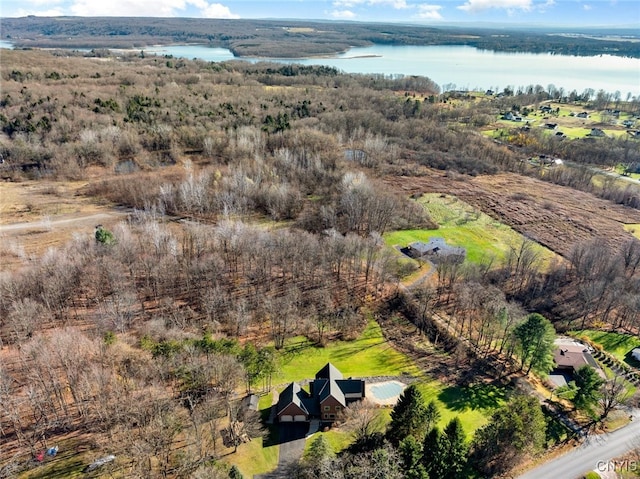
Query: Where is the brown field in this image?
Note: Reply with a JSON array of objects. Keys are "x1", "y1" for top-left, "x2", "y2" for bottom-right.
[
  {"x1": 0, "y1": 176, "x2": 127, "y2": 269},
  {"x1": 384, "y1": 169, "x2": 640, "y2": 257}
]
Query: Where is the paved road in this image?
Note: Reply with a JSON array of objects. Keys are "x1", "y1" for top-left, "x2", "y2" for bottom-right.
[{"x1": 518, "y1": 409, "x2": 640, "y2": 479}]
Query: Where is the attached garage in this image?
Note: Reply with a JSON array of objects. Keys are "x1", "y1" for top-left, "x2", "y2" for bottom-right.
[
  {"x1": 280, "y1": 415, "x2": 293, "y2": 422},
  {"x1": 294, "y1": 415, "x2": 306, "y2": 422}
]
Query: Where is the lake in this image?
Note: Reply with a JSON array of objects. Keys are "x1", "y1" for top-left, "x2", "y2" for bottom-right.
[
  {"x1": 2, "y1": 40, "x2": 638, "y2": 96},
  {"x1": 142, "y1": 43, "x2": 640, "y2": 97}
]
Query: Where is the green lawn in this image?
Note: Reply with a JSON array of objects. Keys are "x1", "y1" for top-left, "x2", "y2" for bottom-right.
[
  {"x1": 274, "y1": 321, "x2": 422, "y2": 384},
  {"x1": 305, "y1": 379, "x2": 505, "y2": 454},
  {"x1": 277, "y1": 320, "x2": 506, "y2": 459},
  {"x1": 240, "y1": 320, "x2": 509, "y2": 474},
  {"x1": 572, "y1": 329, "x2": 640, "y2": 367},
  {"x1": 384, "y1": 193, "x2": 555, "y2": 266},
  {"x1": 614, "y1": 165, "x2": 640, "y2": 180},
  {"x1": 624, "y1": 224, "x2": 640, "y2": 240},
  {"x1": 232, "y1": 436, "x2": 279, "y2": 478}
]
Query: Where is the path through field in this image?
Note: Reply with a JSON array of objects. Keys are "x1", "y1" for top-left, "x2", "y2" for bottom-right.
[{"x1": 0, "y1": 212, "x2": 128, "y2": 233}]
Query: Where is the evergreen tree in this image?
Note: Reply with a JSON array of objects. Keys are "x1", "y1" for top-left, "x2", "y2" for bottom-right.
[
  {"x1": 95, "y1": 225, "x2": 115, "y2": 245},
  {"x1": 424, "y1": 400, "x2": 441, "y2": 431},
  {"x1": 573, "y1": 365, "x2": 604, "y2": 414},
  {"x1": 471, "y1": 395, "x2": 546, "y2": 476},
  {"x1": 514, "y1": 313, "x2": 556, "y2": 375},
  {"x1": 422, "y1": 427, "x2": 446, "y2": 479},
  {"x1": 387, "y1": 385, "x2": 431, "y2": 445},
  {"x1": 228, "y1": 465, "x2": 244, "y2": 479},
  {"x1": 442, "y1": 417, "x2": 467, "y2": 479},
  {"x1": 303, "y1": 434, "x2": 335, "y2": 477},
  {"x1": 399, "y1": 436, "x2": 429, "y2": 479}
]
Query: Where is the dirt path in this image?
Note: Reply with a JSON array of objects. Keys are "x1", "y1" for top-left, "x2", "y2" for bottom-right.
[{"x1": 0, "y1": 211, "x2": 128, "y2": 233}]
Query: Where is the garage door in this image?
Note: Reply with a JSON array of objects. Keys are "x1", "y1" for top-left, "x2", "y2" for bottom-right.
[
  {"x1": 294, "y1": 415, "x2": 306, "y2": 422},
  {"x1": 280, "y1": 415, "x2": 293, "y2": 422}
]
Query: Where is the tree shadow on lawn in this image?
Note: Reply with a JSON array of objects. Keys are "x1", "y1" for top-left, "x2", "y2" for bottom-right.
[{"x1": 438, "y1": 383, "x2": 507, "y2": 412}]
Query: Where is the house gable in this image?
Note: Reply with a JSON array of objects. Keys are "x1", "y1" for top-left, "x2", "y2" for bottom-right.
[{"x1": 277, "y1": 363, "x2": 365, "y2": 424}]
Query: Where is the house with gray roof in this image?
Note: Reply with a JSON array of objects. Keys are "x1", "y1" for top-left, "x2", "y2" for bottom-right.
[
  {"x1": 549, "y1": 338, "x2": 605, "y2": 388},
  {"x1": 276, "y1": 363, "x2": 365, "y2": 423},
  {"x1": 407, "y1": 237, "x2": 466, "y2": 263}
]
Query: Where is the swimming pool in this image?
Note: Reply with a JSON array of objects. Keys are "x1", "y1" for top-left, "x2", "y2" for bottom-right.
[{"x1": 369, "y1": 381, "x2": 405, "y2": 401}]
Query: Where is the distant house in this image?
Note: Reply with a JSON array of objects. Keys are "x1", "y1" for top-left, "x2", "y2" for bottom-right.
[
  {"x1": 577, "y1": 112, "x2": 589, "y2": 119},
  {"x1": 623, "y1": 120, "x2": 635, "y2": 128},
  {"x1": 276, "y1": 363, "x2": 365, "y2": 423},
  {"x1": 407, "y1": 238, "x2": 466, "y2": 263},
  {"x1": 545, "y1": 123, "x2": 558, "y2": 130},
  {"x1": 549, "y1": 338, "x2": 605, "y2": 388},
  {"x1": 590, "y1": 128, "x2": 605, "y2": 137},
  {"x1": 540, "y1": 105, "x2": 553, "y2": 113},
  {"x1": 501, "y1": 112, "x2": 522, "y2": 121},
  {"x1": 555, "y1": 131, "x2": 565, "y2": 137}
]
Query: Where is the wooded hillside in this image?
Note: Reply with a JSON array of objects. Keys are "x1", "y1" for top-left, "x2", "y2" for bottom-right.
[{"x1": 1, "y1": 48, "x2": 640, "y2": 478}]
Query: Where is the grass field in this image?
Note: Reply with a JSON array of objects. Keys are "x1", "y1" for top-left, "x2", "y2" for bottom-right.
[
  {"x1": 272, "y1": 319, "x2": 506, "y2": 464},
  {"x1": 624, "y1": 224, "x2": 640, "y2": 240},
  {"x1": 231, "y1": 436, "x2": 279, "y2": 478},
  {"x1": 384, "y1": 193, "x2": 555, "y2": 266},
  {"x1": 275, "y1": 321, "x2": 422, "y2": 383},
  {"x1": 304, "y1": 377, "x2": 505, "y2": 457},
  {"x1": 572, "y1": 329, "x2": 640, "y2": 367}
]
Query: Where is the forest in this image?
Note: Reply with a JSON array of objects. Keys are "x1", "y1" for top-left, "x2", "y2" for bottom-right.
[
  {"x1": 2, "y1": 16, "x2": 640, "y2": 58},
  {"x1": 1, "y1": 46, "x2": 640, "y2": 478}
]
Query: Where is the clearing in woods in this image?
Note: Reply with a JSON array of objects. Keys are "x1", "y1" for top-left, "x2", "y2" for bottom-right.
[{"x1": 384, "y1": 170, "x2": 640, "y2": 258}]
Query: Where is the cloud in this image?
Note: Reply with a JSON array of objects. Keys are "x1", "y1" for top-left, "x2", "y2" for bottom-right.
[
  {"x1": 333, "y1": 0, "x2": 410, "y2": 9},
  {"x1": 69, "y1": 0, "x2": 238, "y2": 17},
  {"x1": 200, "y1": 3, "x2": 239, "y2": 18},
  {"x1": 12, "y1": 6, "x2": 65, "y2": 16},
  {"x1": 583, "y1": 4, "x2": 592, "y2": 10},
  {"x1": 415, "y1": 4, "x2": 443, "y2": 19},
  {"x1": 330, "y1": 9, "x2": 357, "y2": 18},
  {"x1": 457, "y1": 0, "x2": 533, "y2": 13},
  {"x1": 20, "y1": 0, "x2": 65, "y2": 6}
]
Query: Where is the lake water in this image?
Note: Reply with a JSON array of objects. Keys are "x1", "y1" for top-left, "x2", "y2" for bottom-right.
[
  {"x1": 142, "y1": 43, "x2": 640, "y2": 97},
  {"x1": 2, "y1": 40, "x2": 638, "y2": 96}
]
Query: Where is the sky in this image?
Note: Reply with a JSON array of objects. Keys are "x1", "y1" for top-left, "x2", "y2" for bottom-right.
[{"x1": 1, "y1": 0, "x2": 638, "y2": 27}]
